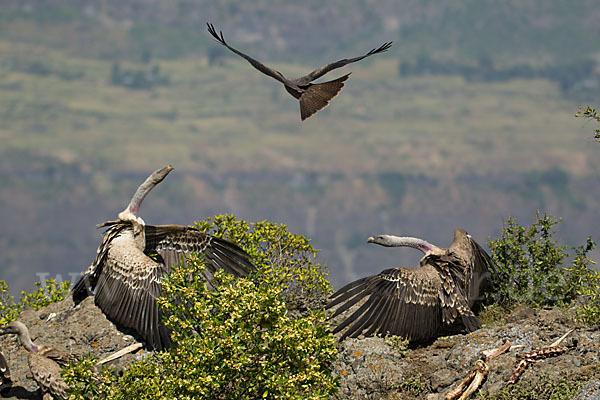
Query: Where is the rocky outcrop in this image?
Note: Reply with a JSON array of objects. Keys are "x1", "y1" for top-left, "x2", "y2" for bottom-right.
[
  {"x1": 334, "y1": 306, "x2": 599, "y2": 399},
  {"x1": 0, "y1": 297, "x2": 145, "y2": 399},
  {"x1": 0, "y1": 299, "x2": 597, "y2": 400}
]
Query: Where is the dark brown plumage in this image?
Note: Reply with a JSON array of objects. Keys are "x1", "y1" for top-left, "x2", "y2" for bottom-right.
[
  {"x1": 0, "y1": 349, "x2": 11, "y2": 393},
  {"x1": 327, "y1": 229, "x2": 495, "y2": 341},
  {"x1": 72, "y1": 166, "x2": 256, "y2": 350},
  {"x1": 207, "y1": 23, "x2": 392, "y2": 120}
]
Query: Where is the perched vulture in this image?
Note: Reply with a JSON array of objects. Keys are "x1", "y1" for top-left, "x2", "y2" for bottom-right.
[
  {"x1": 0, "y1": 321, "x2": 76, "y2": 400},
  {"x1": 207, "y1": 23, "x2": 392, "y2": 120},
  {"x1": 327, "y1": 229, "x2": 495, "y2": 341},
  {"x1": 72, "y1": 165, "x2": 256, "y2": 350}
]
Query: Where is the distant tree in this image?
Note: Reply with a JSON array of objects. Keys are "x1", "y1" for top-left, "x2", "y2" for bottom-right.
[{"x1": 576, "y1": 106, "x2": 600, "y2": 143}]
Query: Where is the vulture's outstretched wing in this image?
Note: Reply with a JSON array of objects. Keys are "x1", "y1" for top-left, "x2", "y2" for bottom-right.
[
  {"x1": 327, "y1": 266, "x2": 443, "y2": 341},
  {"x1": 92, "y1": 236, "x2": 169, "y2": 350},
  {"x1": 297, "y1": 42, "x2": 392, "y2": 85},
  {"x1": 72, "y1": 222, "x2": 256, "y2": 350},
  {"x1": 207, "y1": 23, "x2": 289, "y2": 85},
  {"x1": 421, "y1": 252, "x2": 481, "y2": 332},
  {"x1": 144, "y1": 224, "x2": 256, "y2": 281}
]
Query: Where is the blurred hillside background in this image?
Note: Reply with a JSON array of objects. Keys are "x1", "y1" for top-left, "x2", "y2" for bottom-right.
[{"x1": 0, "y1": 0, "x2": 599, "y2": 293}]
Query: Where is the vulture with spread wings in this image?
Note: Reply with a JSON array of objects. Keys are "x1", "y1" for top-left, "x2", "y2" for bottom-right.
[
  {"x1": 327, "y1": 229, "x2": 495, "y2": 341},
  {"x1": 72, "y1": 165, "x2": 255, "y2": 350},
  {"x1": 207, "y1": 23, "x2": 392, "y2": 120}
]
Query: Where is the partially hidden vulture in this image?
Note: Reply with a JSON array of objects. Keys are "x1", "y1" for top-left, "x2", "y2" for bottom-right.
[
  {"x1": 327, "y1": 229, "x2": 496, "y2": 341},
  {"x1": 207, "y1": 23, "x2": 392, "y2": 120},
  {"x1": 72, "y1": 165, "x2": 256, "y2": 350},
  {"x1": 0, "y1": 321, "x2": 76, "y2": 400}
]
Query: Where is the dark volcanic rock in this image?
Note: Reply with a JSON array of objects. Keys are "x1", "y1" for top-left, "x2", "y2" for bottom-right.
[
  {"x1": 334, "y1": 307, "x2": 600, "y2": 400},
  {"x1": 0, "y1": 297, "x2": 145, "y2": 400}
]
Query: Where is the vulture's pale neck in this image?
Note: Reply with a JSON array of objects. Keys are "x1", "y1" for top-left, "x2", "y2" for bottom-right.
[
  {"x1": 5, "y1": 322, "x2": 39, "y2": 352},
  {"x1": 118, "y1": 165, "x2": 173, "y2": 221},
  {"x1": 368, "y1": 235, "x2": 439, "y2": 254}
]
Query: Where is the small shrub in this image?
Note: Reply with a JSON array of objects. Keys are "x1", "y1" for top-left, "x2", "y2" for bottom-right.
[
  {"x1": 65, "y1": 259, "x2": 338, "y2": 399},
  {"x1": 397, "y1": 373, "x2": 429, "y2": 397},
  {"x1": 383, "y1": 335, "x2": 409, "y2": 357},
  {"x1": 486, "y1": 212, "x2": 600, "y2": 325},
  {"x1": 195, "y1": 214, "x2": 332, "y2": 310},
  {"x1": 487, "y1": 212, "x2": 571, "y2": 307},
  {"x1": 565, "y1": 237, "x2": 600, "y2": 325},
  {"x1": 65, "y1": 216, "x2": 339, "y2": 399},
  {"x1": 0, "y1": 279, "x2": 70, "y2": 324}
]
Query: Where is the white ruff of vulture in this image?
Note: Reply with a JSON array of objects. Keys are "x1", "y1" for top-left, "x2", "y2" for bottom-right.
[
  {"x1": 327, "y1": 229, "x2": 495, "y2": 342},
  {"x1": 0, "y1": 349, "x2": 10, "y2": 393},
  {"x1": 0, "y1": 321, "x2": 76, "y2": 400},
  {"x1": 207, "y1": 23, "x2": 392, "y2": 120},
  {"x1": 71, "y1": 165, "x2": 256, "y2": 350}
]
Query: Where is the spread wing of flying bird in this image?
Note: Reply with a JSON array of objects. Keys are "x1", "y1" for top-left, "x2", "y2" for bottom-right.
[
  {"x1": 72, "y1": 166, "x2": 256, "y2": 350},
  {"x1": 207, "y1": 23, "x2": 392, "y2": 120},
  {"x1": 327, "y1": 229, "x2": 495, "y2": 341}
]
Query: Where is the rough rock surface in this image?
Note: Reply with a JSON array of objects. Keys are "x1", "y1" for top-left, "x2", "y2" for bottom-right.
[
  {"x1": 0, "y1": 299, "x2": 598, "y2": 400},
  {"x1": 334, "y1": 307, "x2": 600, "y2": 399},
  {"x1": 0, "y1": 297, "x2": 145, "y2": 399}
]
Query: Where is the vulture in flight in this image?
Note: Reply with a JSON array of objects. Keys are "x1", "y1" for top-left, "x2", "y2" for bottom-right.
[
  {"x1": 327, "y1": 229, "x2": 495, "y2": 342},
  {"x1": 0, "y1": 321, "x2": 76, "y2": 400},
  {"x1": 207, "y1": 23, "x2": 392, "y2": 120},
  {"x1": 72, "y1": 165, "x2": 256, "y2": 350}
]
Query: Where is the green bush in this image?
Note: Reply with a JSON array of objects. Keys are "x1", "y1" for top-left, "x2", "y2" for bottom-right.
[
  {"x1": 576, "y1": 106, "x2": 600, "y2": 142},
  {"x1": 565, "y1": 237, "x2": 600, "y2": 325},
  {"x1": 64, "y1": 216, "x2": 338, "y2": 399},
  {"x1": 487, "y1": 212, "x2": 571, "y2": 307},
  {"x1": 195, "y1": 214, "x2": 332, "y2": 310},
  {"x1": 65, "y1": 261, "x2": 338, "y2": 399},
  {"x1": 487, "y1": 212, "x2": 600, "y2": 323},
  {"x1": 0, "y1": 279, "x2": 70, "y2": 324}
]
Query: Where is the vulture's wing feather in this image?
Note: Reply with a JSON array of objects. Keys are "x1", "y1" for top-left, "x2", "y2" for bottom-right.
[
  {"x1": 469, "y1": 236, "x2": 496, "y2": 296},
  {"x1": 298, "y1": 42, "x2": 392, "y2": 84},
  {"x1": 40, "y1": 347, "x2": 78, "y2": 367},
  {"x1": 93, "y1": 242, "x2": 170, "y2": 350},
  {"x1": 424, "y1": 254, "x2": 481, "y2": 332},
  {"x1": 29, "y1": 353, "x2": 69, "y2": 400},
  {"x1": 207, "y1": 23, "x2": 289, "y2": 85},
  {"x1": 71, "y1": 223, "x2": 129, "y2": 303},
  {"x1": 327, "y1": 266, "x2": 442, "y2": 341},
  {"x1": 144, "y1": 225, "x2": 256, "y2": 281}
]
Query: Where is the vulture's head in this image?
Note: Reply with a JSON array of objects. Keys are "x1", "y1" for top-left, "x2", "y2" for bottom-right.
[
  {"x1": 0, "y1": 321, "x2": 38, "y2": 352},
  {"x1": 367, "y1": 235, "x2": 398, "y2": 247}
]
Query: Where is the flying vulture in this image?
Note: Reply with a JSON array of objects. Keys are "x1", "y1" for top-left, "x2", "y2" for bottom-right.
[
  {"x1": 207, "y1": 23, "x2": 392, "y2": 120},
  {"x1": 327, "y1": 229, "x2": 495, "y2": 341},
  {"x1": 72, "y1": 165, "x2": 256, "y2": 350}
]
